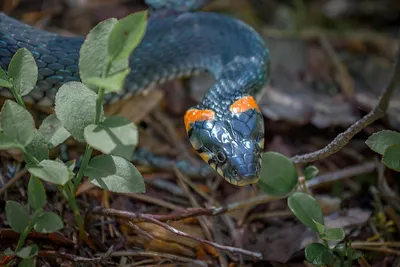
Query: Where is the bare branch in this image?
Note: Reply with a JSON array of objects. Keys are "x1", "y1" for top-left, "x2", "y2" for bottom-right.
[
  {"x1": 291, "y1": 41, "x2": 400, "y2": 164},
  {"x1": 88, "y1": 209, "x2": 262, "y2": 259}
]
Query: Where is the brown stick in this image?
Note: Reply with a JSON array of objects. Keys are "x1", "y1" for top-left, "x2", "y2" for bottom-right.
[{"x1": 291, "y1": 41, "x2": 400, "y2": 164}]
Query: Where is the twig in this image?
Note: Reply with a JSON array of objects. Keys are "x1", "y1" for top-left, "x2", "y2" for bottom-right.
[
  {"x1": 97, "y1": 250, "x2": 208, "y2": 266},
  {"x1": 174, "y1": 166, "x2": 214, "y2": 241},
  {"x1": 91, "y1": 161, "x2": 377, "y2": 223},
  {"x1": 141, "y1": 215, "x2": 262, "y2": 259},
  {"x1": 0, "y1": 229, "x2": 74, "y2": 247},
  {"x1": 88, "y1": 210, "x2": 262, "y2": 259},
  {"x1": 0, "y1": 169, "x2": 28, "y2": 196},
  {"x1": 351, "y1": 246, "x2": 400, "y2": 256},
  {"x1": 306, "y1": 161, "x2": 376, "y2": 188},
  {"x1": 38, "y1": 250, "x2": 102, "y2": 263},
  {"x1": 291, "y1": 41, "x2": 400, "y2": 164},
  {"x1": 128, "y1": 221, "x2": 154, "y2": 240},
  {"x1": 351, "y1": 241, "x2": 400, "y2": 248}
]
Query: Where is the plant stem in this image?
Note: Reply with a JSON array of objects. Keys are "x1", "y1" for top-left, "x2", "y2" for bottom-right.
[
  {"x1": 73, "y1": 60, "x2": 111, "y2": 191},
  {"x1": 11, "y1": 90, "x2": 26, "y2": 108},
  {"x1": 61, "y1": 182, "x2": 87, "y2": 241},
  {"x1": 20, "y1": 148, "x2": 41, "y2": 165},
  {"x1": 15, "y1": 210, "x2": 41, "y2": 252},
  {"x1": 95, "y1": 87, "x2": 105, "y2": 124},
  {"x1": 73, "y1": 145, "x2": 93, "y2": 192}
]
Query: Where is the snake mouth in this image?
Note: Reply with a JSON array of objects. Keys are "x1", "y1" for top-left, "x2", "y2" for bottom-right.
[{"x1": 227, "y1": 173, "x2": 259, "y2": 186}]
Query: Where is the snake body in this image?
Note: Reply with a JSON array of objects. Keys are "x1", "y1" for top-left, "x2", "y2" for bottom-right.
[{"x1": 0, "y1": 3, "x2": 270, "y2": 186}]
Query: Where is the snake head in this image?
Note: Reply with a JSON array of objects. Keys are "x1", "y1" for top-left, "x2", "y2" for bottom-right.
[{"x1": 184, "y1": 96, "x2": 264, "y2": 186}]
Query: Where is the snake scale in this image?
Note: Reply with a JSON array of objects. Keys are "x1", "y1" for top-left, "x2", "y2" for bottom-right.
[{"x1": 0, "y1": 0, "x2": 270, "y2": 186}]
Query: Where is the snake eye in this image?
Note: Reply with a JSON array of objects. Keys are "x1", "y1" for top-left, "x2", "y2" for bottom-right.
[{"x1": 216, "y1": 150, "x2": 227, "y2": 163}]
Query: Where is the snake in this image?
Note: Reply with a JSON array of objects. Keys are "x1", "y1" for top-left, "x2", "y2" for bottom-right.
[{"x1": 0, "y1": 0, "x2": 270, "y2": 186}]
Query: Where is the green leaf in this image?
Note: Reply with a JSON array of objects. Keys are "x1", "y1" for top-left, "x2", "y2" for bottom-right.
[
  {"x1": 28, "y1": 160, "x2": 71, "y2": 185},
  {"x1": 38, "y1": 114, "x2": 71, "y2": 149},
  {"x1": 54, "y1": 82, "x2": 104, "y2": 142},
  {"x1": 84, "y1": 116, "x2": 138, "y2": 160},
  {"x1": 258, "y1": 152, "x2": 298, "y2": 196},
  {"x1": 8, "y1": 48, "x2": 38, "y2": 96},
  {"x1": 0, "y1": 78, "x2": 12, "y2": 88},
  {"x1": 18, "y1": 258, "x2": 34, "y2": 267},
  {"x1": 0, "y1": 67, "x2": 8, "y2": 80},
  {"x1": 382, "y1": 144, "x2": 400, "y2": 171},
  {"x1": 365, "y1": 130, "x2": 400, "y2": 155},
  {"x1": 324, "y1": 228, "x2": 345, "y2": 241},
  {"x1": 28, "y1": 175, "x2": 46, "y2": 210},
  {"x1": 4, "y1": 247, "x2": 15, "y2": 256},
  {"x1": 351, "y1": 250, "x2": 363, "y2": 260},
  {"x1": 108, "y1": 11, "x2": 147, "y2": 61},
  {"x1": 23, "y1": 130, "x2": 49, "y2": 162},
  {"x1": 86, "y1": 68, "x2": 130, "y2": 93},
  {"x1": 84, "y1": 155, "x2": 145, "y2": 193},
  {"x1": 5, "y1": 201, "x2": 29, "y2": 233},
  {"x1": 313, "y1": 219, "x2": 325, "y2": 235},
  {"x1": 0, "y1": 133, "x2": 23, "y2": 150},
  {"x1": 305, "y1": 243, "x2": 336, "y2": 266},
  {"x1": 304, "y1": 165, "x2": 319, "y2": 180},
  {"x1": 33, "y1": 212, "x2": 64, "y2": 233},
  {"x1": 79, "y1": 18, "x2": 118, "y2": 91},
  {"x1": 1, "y1": 100, "x2": 35, "y2": 147},
  {"x1": 16, "y1": 244, "x2": 38, "y2": 259},
  {"x1": 288, "y1": 192, "x2": 324, "y2": 232}
]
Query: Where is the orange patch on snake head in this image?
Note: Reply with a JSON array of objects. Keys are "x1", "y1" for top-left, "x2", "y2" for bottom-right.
[
  {"x1": 184, "y1": 109, "x2": 215, "y2": 132},
  {"x1": 229, "y1": 96, "x2": 260, "y2": 114}
]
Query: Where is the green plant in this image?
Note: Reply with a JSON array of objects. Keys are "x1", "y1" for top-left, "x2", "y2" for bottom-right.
[
  {"x1": 366, "y1": 130, "x2": 400, "y2": 171},
  {"x1": 4, "y1": 176, "x2": 63, "y2": 266},
  {"x1": 258, "y1": 153, "x2": 362, "y2": 266},
  {"x1": 0, "y1": 10, "x2": 148, "y2": 265}
]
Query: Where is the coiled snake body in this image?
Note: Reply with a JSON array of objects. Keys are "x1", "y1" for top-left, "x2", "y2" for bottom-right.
[{"x1": 0, "y1": 2, "x2": 270, "y2": 186}]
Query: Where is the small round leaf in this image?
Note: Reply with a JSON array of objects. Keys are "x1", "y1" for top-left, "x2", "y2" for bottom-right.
[
  {"x1": 86, "y1": 68, "x2": 130, "y2": 94},
  {"x1": 304, "y1": 165, "x2": 319, "y2": 180},
  {"x1": 5, "y1": 201, "x2": 29, "y2": 233},
  {"x1": 79, "y1": 18, "x2": 118, "y2": 90},
  {"x1": 18, "y1": 258, "x2": 34, "y2": 267},
  {"x1": 365, "y1": 130, "x2": 400, "y2": 155},
  {"x1": 324, "y1": 228, "x2": 345, "y2": 241},
  {"x1": 84, "y1": 116, "x2": 138, "y2": 160},
  {"x1": 313, "y1": 219, "x2": 325, "y2": 235},
  {"x1": 16, "y1": 244, "x2": 38, "y2": 259},
  {"x1": 0, "y1": 133, "x2": 23, "y2": 150},
  {"x1": 28, "y1": 160, "x2": 71, "y2": 185},
  {"x1": 108, "y1": 11, "x2": 148, "y2": 61},
  {"x1": 305, "y1": 243, "x2": 336, "y2": 266},
  {"x1": 4, "y1": 247, "x2": 15, "y2": 256},
  {"x1": 8, "y1": 48, "x2": 38, "y2": 96},
  {"x1": 84, "y1": 155, "x2": 145, "y2": 193},
  {"x1": 23, "y1": 130, "x2": 49, "y2": 163},
  {"x1": 38, "y1": 114, "x2": 71, "y2": 149},
  {"x1": 382, "y1": 144, "x2": 400, "y2": 171},
  {"x1": 258, "y1": 152, "x2": 298, "y2": 196},
  {"x1": 1, "y1": 100, "x2": 35, "y2": 146},
  {"x1": 55, "y1": 82, "x2": 104, "y2": 142},
  {"x1": 28, "y1": 176, "x2": 46, "y2": 210},
  {"x1": 33, "y1": 212, "x2": 64, "y2": 233},
  {"x1": 288, "y1": 192, "x2": 324, "y2": 232}
]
